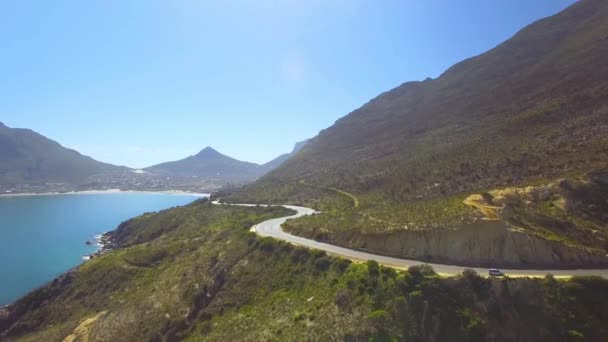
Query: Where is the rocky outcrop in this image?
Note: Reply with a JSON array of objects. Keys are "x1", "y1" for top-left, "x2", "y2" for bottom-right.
[{"x1": 317, "y1": 220, "x2": 608, "y2": 268}]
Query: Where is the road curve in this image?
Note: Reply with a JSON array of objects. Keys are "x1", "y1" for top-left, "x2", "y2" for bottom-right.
[{"x1": 212, "y1": 201, "x2": 608, "y2": 278}]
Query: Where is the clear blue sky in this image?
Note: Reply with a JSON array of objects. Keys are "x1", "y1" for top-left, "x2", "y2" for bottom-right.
[{"x1": 0, "y1": 0, "x2": 576, "y2": 168}]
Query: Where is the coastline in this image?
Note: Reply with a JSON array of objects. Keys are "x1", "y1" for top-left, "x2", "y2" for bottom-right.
[
  {"x1": 75, "y1": 191, "x2": 209, "y2": 260},
  {"x1": 83, "y1": 232, "x2": 116, "y2": 261},
  {"x1": 0, "y1": 189, "x2": 210, "y2": 198},
  {"x1": 0, "y1": 191, "x2": 207, "y2": 307}
]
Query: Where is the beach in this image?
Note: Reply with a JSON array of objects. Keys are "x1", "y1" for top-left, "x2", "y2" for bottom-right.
[{"x1": 0, "y1": 189, "x2": 209, "y2": 198}]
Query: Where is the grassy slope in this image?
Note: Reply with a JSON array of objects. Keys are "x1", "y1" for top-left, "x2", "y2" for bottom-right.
[
  {"x1": 283, "y1": 171, "x2": 608, "y2": 252},
  {"x1": 236, "y1": 0, "x2": 608, "y2": 206},
  {"x1": 1, "y1": 199, "x2": 608, "y2": 341},
  {"x1": 224, "y1": 0, "x2": 608, "y2": 261}
]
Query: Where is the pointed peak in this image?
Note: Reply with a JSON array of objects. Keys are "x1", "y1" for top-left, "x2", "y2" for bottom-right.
[{"x1": 195, "y1": 146, "x2": 222, "y2": 157}]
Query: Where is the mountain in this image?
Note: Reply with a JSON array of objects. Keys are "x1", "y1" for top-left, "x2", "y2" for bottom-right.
[
  {"x1": 145, "y1": 141, "x2": 308, "y2": 184},
  {"x1": 4, "y1": 3, "x2": 608, "y2": 340},
  {"x1": 238, "y1": 0, "x2": 608, "y2": 201},
  {"x1": 259, "y1": 139, "x2": 308, "y2": 172},
  {"x1": 0, "y1": 121, "x2": 304, "y2": 192},
  {"x1": 228, "y1": 0, "x2": 608, "y2": 267},
  {"x1": 0, "y1": 122, "x2": 123, "y2": 185},
  {"x1": 247, "y1": 0, "x2": 608, "y2": 200},
  {"x1": 144, "y1": 146, "x2": 262, "y2": 183}
]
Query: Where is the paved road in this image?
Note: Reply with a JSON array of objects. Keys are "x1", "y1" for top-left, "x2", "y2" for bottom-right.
[{"x1": 213, "y1": 201, "x2": 608, "y2": 278}]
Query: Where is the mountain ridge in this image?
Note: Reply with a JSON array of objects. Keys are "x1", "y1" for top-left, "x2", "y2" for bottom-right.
[
  {"x1": 238, "y1": 0, "x2": 608, "y2": 202},
  {"x1": 0, "y1": 123, "x2": 305, "y2": 192},
  {"x1": 144, "y1": 141, "x2": 308, "y2": 184},
  {"x1": 225, "y1": 0, "x2": 608, "y2": 267},
  {"x1": 144, "y1": 145, "x2": 261, "y2": 183},
  {"x1": 0, "y1": 123, "x2": 124, "y2": 186}
]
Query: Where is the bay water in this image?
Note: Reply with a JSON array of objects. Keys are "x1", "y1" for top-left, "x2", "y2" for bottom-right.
[{"x1": 0, "y1": 192, "x2": 201, "y2": 305}]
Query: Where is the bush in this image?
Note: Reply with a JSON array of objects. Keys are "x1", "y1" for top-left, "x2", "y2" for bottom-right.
[
  {"x1": 335, "y1": 289, "x2": 353, "y2": 311},
  {"x1": 367, "y1": 260, "x2": 380, "y2": 277},
  {"x1": 293, "y1": 312, "x2": 307, "y2": 322},
  {"x1": 278, "y1": 241, "x2": 294, "y2": 253},
  {"x1": 567, "y1": 330, "x2": 585, "y2": 342},
  {"x1": 314, "y1": 257, "x2": 332, "y2": 270},
  {"x1": 311, "y1": 249, "x2": 327, "y2": 259},
  {"x1": 333, "y1": 258, "x2": 352, "y2": 272},
  {"x1": 258, "y1": 237, "x2": 276, "y2": 252},
  {"x1": 368, "y1": 309, "x2": 390, "y2": 331},
  {"x1": 291, "y1": 247, "x2": 311, "y2": 263},
  {"x1": 408, "y1": 264, "x2": 436, "y2": 283},
  {"x1": 460, "y1": 269, "x2": 490, "y2": 298}
]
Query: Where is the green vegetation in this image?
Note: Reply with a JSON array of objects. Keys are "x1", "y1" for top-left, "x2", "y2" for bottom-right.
[
  {"x1": 2, "y1": 199, "x2": 608, "y2": 341},
  {"x1": 283, "y1": 196, "x2": 474, "y2": 241},
  {"x1": 487, "y1": 172, "x2": 608, "y2": 252},
  {"x1": 218, "y1": 179, "x2": 354, "y2": 212},
  {"x1": 224, "y1": 0, "x2": 608, "y2": 265},
  {"x1": 4, "y1": 1, "x2": 608, "y2": 339}
]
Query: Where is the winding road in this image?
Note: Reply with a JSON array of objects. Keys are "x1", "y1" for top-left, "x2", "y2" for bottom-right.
[{"x1": 213, "y1": 201, "x2": 608, "y2": 278}]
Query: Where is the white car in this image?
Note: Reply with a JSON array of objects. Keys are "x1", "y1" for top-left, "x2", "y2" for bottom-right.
[{"x1": 489, "y1": 268, "x2": 505, "y2": 277}]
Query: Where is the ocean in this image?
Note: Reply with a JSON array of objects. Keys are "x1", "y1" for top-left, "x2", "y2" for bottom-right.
[{"x1": 0, "y1": 192, "x2": 202, "y2": 305}]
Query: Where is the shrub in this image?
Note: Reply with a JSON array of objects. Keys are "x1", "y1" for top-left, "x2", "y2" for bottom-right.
[
  {"x1": 293, "y1": 312, "x2": 307, "y2": 321},
  {"x1": 567, "y1": 330, "x2": 585, "y2": 342},
  {"x1": 368, "y1": 309, "x2": 390, "y2": 331},
  {"x1": 460, "y1": 269, "x2": 490, "y2": 298},
  {"x1": 258, "y1": 237, "x2": 275, "y2": 252},
  {"x1": 291, "y1": 247, "x2": 311, "y2": 263},
  {"x1": 279, "y1": 241, "x2": 294, "y2": 253},
  {"x1": 481, "y1": 192, "x2": 494, "y2": 204},
  {"x1": 367, "y1": 260, "x2": 380, "y2": 277},
  {"x1": 311, "y1": 249, "x2": 327, "y2": 259},
  {"x1": 314, "y1": 257, "x2": 332, "y2": 270},
  {"x1": 333, "y1": 258, "x2": 352, "y2": 272},
  {"x1": 335, "y1": 289, "x2": 353, "y2": 311},
  {"x1": 408, "y1": 264, "x2": 436, "y2": 283}
]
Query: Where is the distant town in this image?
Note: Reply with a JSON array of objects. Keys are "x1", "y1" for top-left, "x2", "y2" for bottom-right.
[{"x1": 0, "y1": 170, "x2": 226, "y2": 195}]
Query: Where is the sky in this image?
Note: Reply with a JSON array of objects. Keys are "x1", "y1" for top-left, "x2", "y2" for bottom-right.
[{"x1": 0, "y1": 0, "x2": 577, "y2": 168}]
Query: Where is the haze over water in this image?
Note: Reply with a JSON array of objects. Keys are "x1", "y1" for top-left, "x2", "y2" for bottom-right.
[{"x1": 0, "y1": 193, "x2": 201, "y2": 305}]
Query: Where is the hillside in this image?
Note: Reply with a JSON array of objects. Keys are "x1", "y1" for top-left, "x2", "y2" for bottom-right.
[
  {"x1": 226, "y1": 0, "x2": 608, "y2": 266},
  {"x1": 2, "y1": 199, "x2": 607, "y2": 341},
  {"x1": 0, "y1": 123, "x2": 123, "y2": 185},
  {"x1": 239, "y1": 0, "x2": 608, "y2": 202},
  {"x1": 145, "y1": 142, "x2": 307, "y2": 184},
  {"x1": 259, "y1": 139, "x2": 308, "y2": 173},
  {"x1": 0, "y1": 123, "x2": 304, "y2": 193}
]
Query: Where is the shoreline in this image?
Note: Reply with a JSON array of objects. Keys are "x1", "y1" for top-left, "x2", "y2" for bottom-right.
[
  {"x1": 83, "y1": 232, "x2": 115, "y2": 261},
  {"x1": 0, "y1": 189, "x2": 210, "y2": 198}
]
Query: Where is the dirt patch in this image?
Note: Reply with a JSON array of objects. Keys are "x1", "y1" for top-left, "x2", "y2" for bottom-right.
[{"x1": 63, "y1": 311, "x2": 107, "y2": 342}]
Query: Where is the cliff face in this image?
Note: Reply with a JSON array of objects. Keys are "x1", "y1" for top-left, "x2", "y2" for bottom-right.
[
  {"x1": 316, "y1": 220, "x2": 608, "y2": 268},
  {"x1": 284, "y1": 172, "x2": 608, "y2": 268}
]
